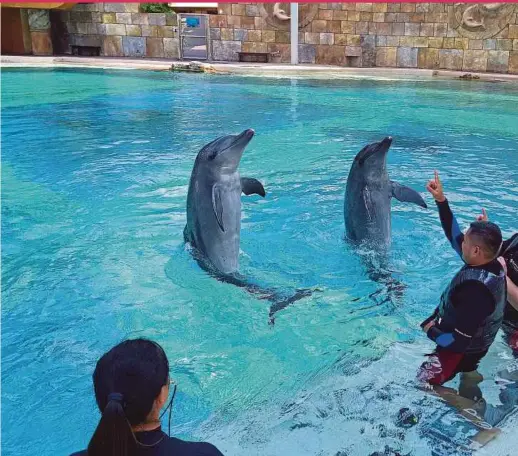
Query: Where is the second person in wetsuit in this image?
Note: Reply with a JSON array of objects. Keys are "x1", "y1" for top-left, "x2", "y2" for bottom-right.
[{"x1": 477, "y1": 209, "x2": 518, "y2": 380}]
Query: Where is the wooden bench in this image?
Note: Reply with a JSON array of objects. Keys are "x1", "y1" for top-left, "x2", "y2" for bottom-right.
[{"x1": 237, "y1": 52, "x2": 270, "y2": 63}]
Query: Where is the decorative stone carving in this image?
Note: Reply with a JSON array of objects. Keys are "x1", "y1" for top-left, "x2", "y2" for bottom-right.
[
  {"x1": 273, "y1": 3, "x2": 290, "y2": 21},
  {"x1": 28, "y1": 9, "x2": 50, "y2": 31},
  {"x1": 448, "y1": 3, "x2": 516, "y2": 39},
  {"x1": 258, "y1": 3, "x2": 319, "y2": 30}
]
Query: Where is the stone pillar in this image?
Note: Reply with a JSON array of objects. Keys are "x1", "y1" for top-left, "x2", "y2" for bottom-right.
[
  {"x1": 20, "y1": 10, "x2": 33, "y2": 54},
  {"x1": 28, "y1": 9, "x2": 53, "y2": 55},
  {"x1": 290, "y1": 3, "x2": 298, "y2": 64}
]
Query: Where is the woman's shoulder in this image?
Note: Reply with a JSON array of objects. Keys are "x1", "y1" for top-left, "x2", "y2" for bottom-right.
[
  {"x1": 162, "y1": 436, "x2": 224, "y2": 456},
  {"x1": 68, "y1": 437, "x2": 223, "y2": 456}
]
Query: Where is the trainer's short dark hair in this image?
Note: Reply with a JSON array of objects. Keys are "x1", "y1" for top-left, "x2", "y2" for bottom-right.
[{"x1": 468, "y1": 221, "x2": 503, "y2": 259}]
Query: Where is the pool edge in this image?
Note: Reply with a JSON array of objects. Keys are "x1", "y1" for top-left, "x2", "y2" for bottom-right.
[{"x1": 2, "y1": 55, "x2": 518, "y2": 83}]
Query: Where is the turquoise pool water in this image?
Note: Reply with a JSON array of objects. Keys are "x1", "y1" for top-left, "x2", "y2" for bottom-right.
[{"x1": 2, "y1": 68, "x2": 517, "y2": 456}]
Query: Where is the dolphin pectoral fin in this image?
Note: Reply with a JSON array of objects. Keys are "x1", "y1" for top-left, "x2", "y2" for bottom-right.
[
  {"x1": 211, "y1": 184, "x2": 225, "y2": 232},
  {"x1": 390, "y1": 181, "x2": 428, "y2": 208},
  {"x1": 241, "y1": 177, "x2": 266, "y2": 197}
]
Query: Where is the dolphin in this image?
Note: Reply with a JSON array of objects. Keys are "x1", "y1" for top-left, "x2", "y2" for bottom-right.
[
  {"x1": 344, "y1": 136, "x2": 427, "y2": 248},
  {"x1": 184, "y1": 129, "x2": 314, "y2": 324},
  {"x1": 184, "y1": 128, "x2": 265, "y2": 274},
  {"x1": 343, "y1": 137, "x2": 427, "y2": 308}
]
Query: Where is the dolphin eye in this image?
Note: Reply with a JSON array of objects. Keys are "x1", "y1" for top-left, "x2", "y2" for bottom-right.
[
  {"x1": 357, "y1": 153, "x2": 367, "y2": 166},
  {"x1": 208, "y1": 150, "x2": 217, "y2": 160}
]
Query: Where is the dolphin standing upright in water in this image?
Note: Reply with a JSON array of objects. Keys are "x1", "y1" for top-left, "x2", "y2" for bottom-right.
[
  {"x1": 344, "y1": 136, "x2": 427, "y2": 248},
  {"x1": 344, "y1": 137, "x2": 427, "y2": 306},
  {"x1": 184, "y1": 129, "x2": 313, "y2": 323},
  {"x1": 184, "y1": 128, "x2": 265, "y2": 274}
]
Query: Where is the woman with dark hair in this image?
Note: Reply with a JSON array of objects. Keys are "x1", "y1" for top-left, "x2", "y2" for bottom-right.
[{"x1": 71, "y1": 338, "x2": 223, "y2": 456}]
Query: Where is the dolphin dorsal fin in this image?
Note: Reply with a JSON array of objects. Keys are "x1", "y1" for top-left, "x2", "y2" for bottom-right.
[
  {"x1": 211, "y1": 184, "x2": 225, "y2": 231},
  {"x1": 241, "y1": 177, "x2": 266, "y2": 197},
  {"x1": 390, "y1": 181, "x2": 428, "y2": 208}
]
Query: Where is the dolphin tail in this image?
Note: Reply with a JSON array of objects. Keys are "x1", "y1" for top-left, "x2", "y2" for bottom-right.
[
  {"x1": 365, "y1": 264, "x2": 406, "y2": 308},
  {"x1": 354, "y1": 246, "x2": 407, "y2": 309},
  {"x1": 212, "y1": 271, "x2": 318, "y2": 325},
  {"x1": 267, "y1": 288, "x2": 316, "y2": 326}
]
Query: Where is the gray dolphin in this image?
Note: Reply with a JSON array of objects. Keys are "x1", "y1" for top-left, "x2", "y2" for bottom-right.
[
  {"x1": 184, "y1": 129, "x2": 314, "y2": 323},
  {"x1": 184, "y1": 128, "x2": 265, "y2": 274},
  {"x1": 344, "y1": 136, "x2": 427, "y2": 248}
]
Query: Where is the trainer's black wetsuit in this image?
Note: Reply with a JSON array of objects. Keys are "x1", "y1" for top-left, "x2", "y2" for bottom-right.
[
  {"x1": 418, "y1": 200, "x2": 505, "y2": 385},
  {"x1": 70, "y1": 427, "x2": 223, "y2": 456},
  {"x1": 423, "y1": 200, "x2": 500, "y2": 351},
  {"x1": 500, "y1": 233, "x2": 518, "y2": 353}
]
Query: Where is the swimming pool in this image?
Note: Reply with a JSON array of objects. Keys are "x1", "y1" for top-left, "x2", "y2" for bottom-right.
[{"x1": 2, "y1": 68, "x2": 517, "y2": 456}]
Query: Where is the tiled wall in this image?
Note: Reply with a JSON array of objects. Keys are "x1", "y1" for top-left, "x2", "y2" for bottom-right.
[
  {"x1": 58, "y1": 3, "x2": 180, "y2": 59},
  {"x1": 209, "y1": 3, "x2": 518, "y2": 73}
]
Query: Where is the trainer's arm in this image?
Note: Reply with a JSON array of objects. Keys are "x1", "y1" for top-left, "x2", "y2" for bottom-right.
[
  {"x1": 436, "y1": 199, "x2": 464, "y2": 258},
  {"x1": 426, "y1": 171, "x2": 464, "y2": 258}
]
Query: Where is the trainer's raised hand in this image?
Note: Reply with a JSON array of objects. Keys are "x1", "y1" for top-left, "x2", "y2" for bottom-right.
[
  {"x1": 476, "y1": 208, "x2": 488, "y2": 222},
  {"x1": 426, "y1": 170, "x2": 445, "y2": 203}
]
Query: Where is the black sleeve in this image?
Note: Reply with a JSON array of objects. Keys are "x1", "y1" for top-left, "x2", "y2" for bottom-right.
[
  {"x1": 436, "y1": 199, "x2": 464, "y2": 257},
  {"x1": 426, "y1": 281, "x2": 495, "y2": 352}
]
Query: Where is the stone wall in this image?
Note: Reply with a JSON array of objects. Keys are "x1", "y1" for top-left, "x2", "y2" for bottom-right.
[
  {"x1": 57, "y1": 3, "x2": 179, "y2": 59},
  {"x1": 209, "y1": 3, "x2": 518, "y2": 74}
]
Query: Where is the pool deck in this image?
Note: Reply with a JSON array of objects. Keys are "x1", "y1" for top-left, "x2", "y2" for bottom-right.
[{"x1": 3, "y1": 55, "x2": 518, "y2": 82}]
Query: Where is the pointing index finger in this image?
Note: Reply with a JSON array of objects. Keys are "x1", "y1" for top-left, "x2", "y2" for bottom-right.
[{"x1": 435, "y1": 170, "x2": 441, "y2": 186}]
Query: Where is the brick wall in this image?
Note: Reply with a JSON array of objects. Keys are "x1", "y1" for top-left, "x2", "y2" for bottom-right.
[
  {"x1": 209, "y1": 3, "x2": 518, "y2": 74},
  {"x1": 58, "y1": 3, "x2": 180, "y2": 59}
]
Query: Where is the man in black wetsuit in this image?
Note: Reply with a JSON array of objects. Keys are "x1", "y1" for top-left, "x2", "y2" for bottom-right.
[{"x1": 417, "y1": 172, "x2": 506, "y2": 397}]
